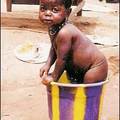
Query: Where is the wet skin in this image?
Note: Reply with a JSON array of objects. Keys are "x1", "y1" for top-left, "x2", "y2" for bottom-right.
[{"x1": 39, "y1": 0, "x2": 108, "y2": 85}]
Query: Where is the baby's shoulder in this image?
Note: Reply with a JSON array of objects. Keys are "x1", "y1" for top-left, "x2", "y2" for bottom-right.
[
  {"x1": 56, "y1": 25, "x2": 74, "y2": 42},
  {"x1": 58, "y1": 24, "x2": 75, "y2": 37}
]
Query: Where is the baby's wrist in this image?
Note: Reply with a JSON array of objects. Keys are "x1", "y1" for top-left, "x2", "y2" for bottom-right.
[{"x1": 51, "y1": 73, "x2": 58, "y2": 81}]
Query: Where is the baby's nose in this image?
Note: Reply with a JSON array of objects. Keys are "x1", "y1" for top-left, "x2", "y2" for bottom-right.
[{"x1": 45, "y1": 10, "x2": 52, "y2": 16}]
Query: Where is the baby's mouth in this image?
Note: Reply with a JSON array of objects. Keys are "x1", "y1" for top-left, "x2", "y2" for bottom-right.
[{"x1": 43, "y1": 19, "x2": 53, "y2": 24}]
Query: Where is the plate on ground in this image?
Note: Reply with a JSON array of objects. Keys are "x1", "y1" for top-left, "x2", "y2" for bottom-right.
[{"x1": 14, "y1": 42, "x2": 50, "y2": 64}]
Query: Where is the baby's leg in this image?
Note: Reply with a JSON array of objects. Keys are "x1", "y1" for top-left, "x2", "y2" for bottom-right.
[{"x1": 83, "y1": 64, "x2": 108, "y2": 84}]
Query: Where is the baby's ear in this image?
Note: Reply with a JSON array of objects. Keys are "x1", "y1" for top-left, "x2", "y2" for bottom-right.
[{"x1": 66, "y1": 8, "x2": 72, "y2": 17}]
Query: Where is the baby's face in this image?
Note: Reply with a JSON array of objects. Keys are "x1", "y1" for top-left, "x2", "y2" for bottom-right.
[{"x1": 39, "y1": 0, "x2": 67, "y2": 27}]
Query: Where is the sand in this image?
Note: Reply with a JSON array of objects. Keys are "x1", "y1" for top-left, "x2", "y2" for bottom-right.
[{"x1": 1, "y1": 0, "x2": 119, "y2": 120}]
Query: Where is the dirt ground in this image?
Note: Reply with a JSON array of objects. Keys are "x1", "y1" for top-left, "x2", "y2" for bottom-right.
[{"x1": 1, "y1": 0, "x2": 119, "y2": 120}]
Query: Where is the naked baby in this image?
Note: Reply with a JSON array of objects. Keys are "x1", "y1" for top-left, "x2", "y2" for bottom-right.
[{"x1": 39, "y1": 0, "x2": 108, "y2": 85}]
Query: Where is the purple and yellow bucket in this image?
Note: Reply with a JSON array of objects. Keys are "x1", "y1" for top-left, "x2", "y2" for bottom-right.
[{"x1": 47, "y1": 72, "x2": 108, "y2": 120}]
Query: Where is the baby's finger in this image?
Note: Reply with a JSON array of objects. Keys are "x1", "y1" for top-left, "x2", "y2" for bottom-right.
[
  {"x1": 41, "y1": 79, "x2": 48, "y2": 85},
  {"x1": 44, "y1": 71, "x2": 48, "y2": 76},
  {"x1": 41, "y1": 79, "x2": 51, "y2": 86},
  {"x1": 40, "y1": 69, "x2": 44, "y2": 77}
]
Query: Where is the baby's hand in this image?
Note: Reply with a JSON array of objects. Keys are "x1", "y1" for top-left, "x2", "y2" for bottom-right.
[
  {"x1": 41, "y1": 75, "x2": 54, "y2": 86},
  {"x1": 40, "y1": 64, "x2": 50, "y2": 77}
]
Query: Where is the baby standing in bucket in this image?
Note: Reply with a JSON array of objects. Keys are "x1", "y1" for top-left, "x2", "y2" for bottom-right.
[{"x1": 39, "y1": 0, "x2": 108, "y2": 85}]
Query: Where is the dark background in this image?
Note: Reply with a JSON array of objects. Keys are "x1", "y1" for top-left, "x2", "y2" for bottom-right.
[{"x1": 12, "y1": 0, "x2": 39, "y2": 4}]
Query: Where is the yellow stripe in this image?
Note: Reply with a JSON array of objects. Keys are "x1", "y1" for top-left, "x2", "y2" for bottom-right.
[
  {"x1": 52, "y1": 85, "x2": 60, "y2": 120},
  {"x1": 73, "y1": 88, "x2": 86, "y2": 120},
  {"x1": 98, "y1": 85, "x2": 105, "y2": 120},
  {"x1": 59, "y1": 71, "x2": 70, "y2": 83}
]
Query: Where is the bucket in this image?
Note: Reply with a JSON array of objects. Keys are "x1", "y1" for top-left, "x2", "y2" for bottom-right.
[{"x1": 47, "y1": 72, "x2": 108, "y2": 120}]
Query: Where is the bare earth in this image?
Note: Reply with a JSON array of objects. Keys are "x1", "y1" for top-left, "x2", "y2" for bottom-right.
[{"x1": 1, "y1": 1, "x2": 119, "y2": 120}]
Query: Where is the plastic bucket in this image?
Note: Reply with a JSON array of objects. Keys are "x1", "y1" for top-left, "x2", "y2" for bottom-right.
[{"x1": 47, "y1": 72, "x2": 108, "y2": 120}]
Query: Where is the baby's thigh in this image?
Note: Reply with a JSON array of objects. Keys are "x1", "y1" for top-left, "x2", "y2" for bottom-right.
[{"x1": 83, "y1": 67, "x2": 107, "y2": 84}]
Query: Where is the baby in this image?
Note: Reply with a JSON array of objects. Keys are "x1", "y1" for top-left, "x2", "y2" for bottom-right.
[{"x1": 39, "y1": 0, "x2": 108, "y2": 85}]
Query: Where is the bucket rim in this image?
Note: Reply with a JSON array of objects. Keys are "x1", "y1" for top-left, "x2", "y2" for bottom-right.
[{"x1": 50, "y1": 79, "x2": 109, "y2": 87}]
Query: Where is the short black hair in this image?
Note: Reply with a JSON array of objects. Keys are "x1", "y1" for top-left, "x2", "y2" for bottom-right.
[{"x1": 60, "y1": 0, "x2": 72, "y2": 9}]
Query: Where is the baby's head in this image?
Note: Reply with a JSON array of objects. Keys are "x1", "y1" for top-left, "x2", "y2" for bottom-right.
[
  {"x1": 59, "y1": 0, "x2": 72, "y2": 9},
  {"x1": 40, "y1": 0, "x2": 72, "y2": 9},
  {"x1": 39, "y1": 0, "x2": 72, "y2": 26}
]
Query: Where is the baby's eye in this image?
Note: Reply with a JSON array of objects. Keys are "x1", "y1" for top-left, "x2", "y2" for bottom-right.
[
  {"x1": 40, "y1": 5, "x2": 46, "y2": 11},
  {"x1": 52, "y1": 7, "x2": 59, "y2": 13}
]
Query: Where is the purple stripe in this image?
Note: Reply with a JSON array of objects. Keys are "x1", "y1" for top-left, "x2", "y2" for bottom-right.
[
  {"x1": 85, "y1": 86, "x2": 103, "y2": 120},
  {"x1": 47, "y1": 87, "x2": 52, "y2": 120},
  {"x1": 59, "y1": 87, "x2": 75, "y2": 120}
]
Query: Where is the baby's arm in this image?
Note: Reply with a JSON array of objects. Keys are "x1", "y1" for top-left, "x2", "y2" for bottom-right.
[
  {"x1": 46, "y1": 45, "x2": 56, "y2": 67},
  {"x1": 51, "y1": 30, "x2": 72, "y2": 81},
  {"x1": 40, "y1": 45, "x2": 56, "y2": 77}
]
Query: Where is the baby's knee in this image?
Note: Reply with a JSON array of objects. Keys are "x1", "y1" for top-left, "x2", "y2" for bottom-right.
[
  {"x1": 84, "y1": 72, "x2": 106, "y2": 84},
  {"x1": 84, "y1": 73, "x2": 96, "y2": 83}
]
